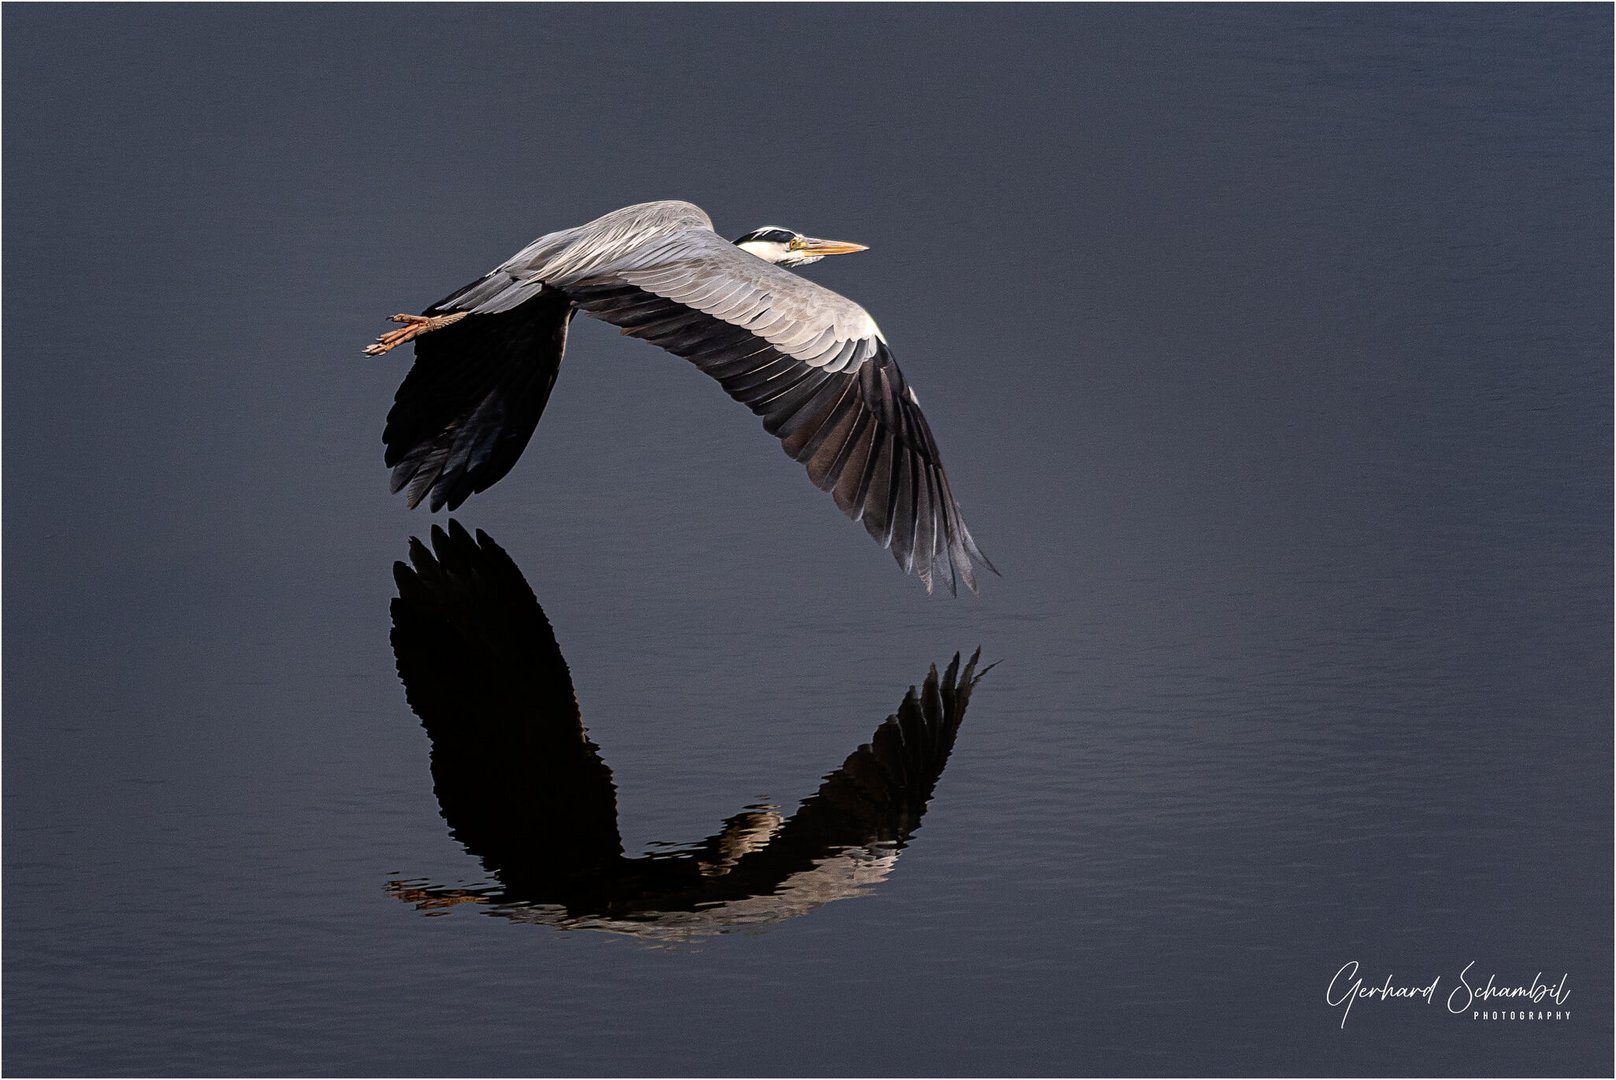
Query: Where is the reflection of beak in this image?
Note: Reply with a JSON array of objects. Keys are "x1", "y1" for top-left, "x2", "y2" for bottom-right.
[{"x1": 795, "y1": 236, "x2": 869, "y2": 256}]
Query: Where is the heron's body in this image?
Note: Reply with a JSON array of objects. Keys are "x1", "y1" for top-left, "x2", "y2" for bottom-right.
[{"x1": 369, "y1": 200, "x2": 993, "y2": 593}]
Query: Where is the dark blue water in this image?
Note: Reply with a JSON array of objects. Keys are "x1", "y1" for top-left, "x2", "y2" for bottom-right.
[{"x1": 5, "y1": 6, "x2": 1610, "y2": 1076}]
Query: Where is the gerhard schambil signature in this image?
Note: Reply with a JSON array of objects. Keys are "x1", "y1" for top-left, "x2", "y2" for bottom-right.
[{"x1": 1326, "y1": 960, "x2": 1570, "y2": 1028}]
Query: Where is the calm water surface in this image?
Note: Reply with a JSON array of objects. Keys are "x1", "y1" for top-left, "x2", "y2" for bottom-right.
[{"x1": 4, "y1": 6, "x2": 1610, "y2": 1076}]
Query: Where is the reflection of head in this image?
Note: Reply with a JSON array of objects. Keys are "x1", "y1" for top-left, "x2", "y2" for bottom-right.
[{"x1": 387, "y1": 521, "x2": 987, "y2": 939}]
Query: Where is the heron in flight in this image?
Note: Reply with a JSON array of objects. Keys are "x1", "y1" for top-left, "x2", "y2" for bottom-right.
[{"x1": 367, "y1": 200, "x2": 994, "y2": 594}]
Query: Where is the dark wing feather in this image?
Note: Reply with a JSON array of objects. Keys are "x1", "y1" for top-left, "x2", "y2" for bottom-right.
[
  {"x1": 390, "y1": 521, "x2": 624, "y2": 887},
  {"x1": 382, "y1": 287, "x2": 573, "y2": 512},
  {"x1": 566, "y1": 281, "x2": 994, "y2": 593}
]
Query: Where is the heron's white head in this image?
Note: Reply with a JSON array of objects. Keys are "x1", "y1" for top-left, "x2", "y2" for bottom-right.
[{"x1": 732, "y1": 227, "x2": 869, "y2": 268}]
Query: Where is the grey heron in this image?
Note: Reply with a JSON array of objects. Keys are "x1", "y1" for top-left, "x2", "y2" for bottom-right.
[
  {"x1": 368, "y1": 199, "x2": 994, "y2": 594},
  {"x1": 387, "y1": 520, "x2": 986, "y2": 937}
]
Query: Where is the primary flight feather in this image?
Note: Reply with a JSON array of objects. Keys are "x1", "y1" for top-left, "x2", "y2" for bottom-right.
[{"x1": 367, "y1": 199, "x2": 995, "y2": 594}]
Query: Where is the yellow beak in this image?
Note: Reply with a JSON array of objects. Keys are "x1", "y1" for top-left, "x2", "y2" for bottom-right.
[{"x1": 794, "y1": 236, "x2": 869, "y2": 256}]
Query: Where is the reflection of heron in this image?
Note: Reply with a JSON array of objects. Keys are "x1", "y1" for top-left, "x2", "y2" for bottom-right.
[
  {"x1": 366, "y1": 200, "x2": 994, "y2": 593},
  {"x1": 387, "y1": 521, "x2": 988, "y2": 939}
]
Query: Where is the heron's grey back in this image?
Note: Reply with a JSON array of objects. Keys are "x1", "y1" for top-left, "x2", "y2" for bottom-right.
[{"x1": 437, "y1": 200, "x2": 717, "y2": 315}]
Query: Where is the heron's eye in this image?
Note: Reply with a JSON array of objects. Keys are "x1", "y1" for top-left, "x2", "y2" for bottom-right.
[{"x1": 787, "y1": 236, "x2": 805, "y2": 250}]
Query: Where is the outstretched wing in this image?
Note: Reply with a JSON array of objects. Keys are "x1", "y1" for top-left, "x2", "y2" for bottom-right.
[
  {"x1": 390, "y1": 521, "x2": 623, "y2": 890},
  {"x1": 561, "y1": 230, "x2": 994, "y2": 594},
  {"x1": 382, "y1": 288, "x2": 573, "y2": 512}
]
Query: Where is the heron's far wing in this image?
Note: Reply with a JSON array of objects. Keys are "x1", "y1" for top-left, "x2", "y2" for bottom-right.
[
  {"x1": 390, "y1": 521, "x2": 624, "y2": 886},
  {"x1": 382, "y1": 287, "x2": 573, "y2": 513},
  {"x1": 563, "y1": 232, "x2": 994, "y2": 594}
]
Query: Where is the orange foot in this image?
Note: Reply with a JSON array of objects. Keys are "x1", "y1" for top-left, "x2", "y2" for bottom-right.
[{"x1": 364, "y1": 311, "x2": 468, "y2": 356}]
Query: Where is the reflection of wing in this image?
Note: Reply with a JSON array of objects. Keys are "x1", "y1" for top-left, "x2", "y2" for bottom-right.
[
  {"x1": 390, "y1": 521, "x2": 622, "y2": 886},
  {"x1": 793, "y1": 650, "x2": 983, "y2": 840},
  {"x1": 695, "y1": 651, "x2": 986, "y2": 895}
]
